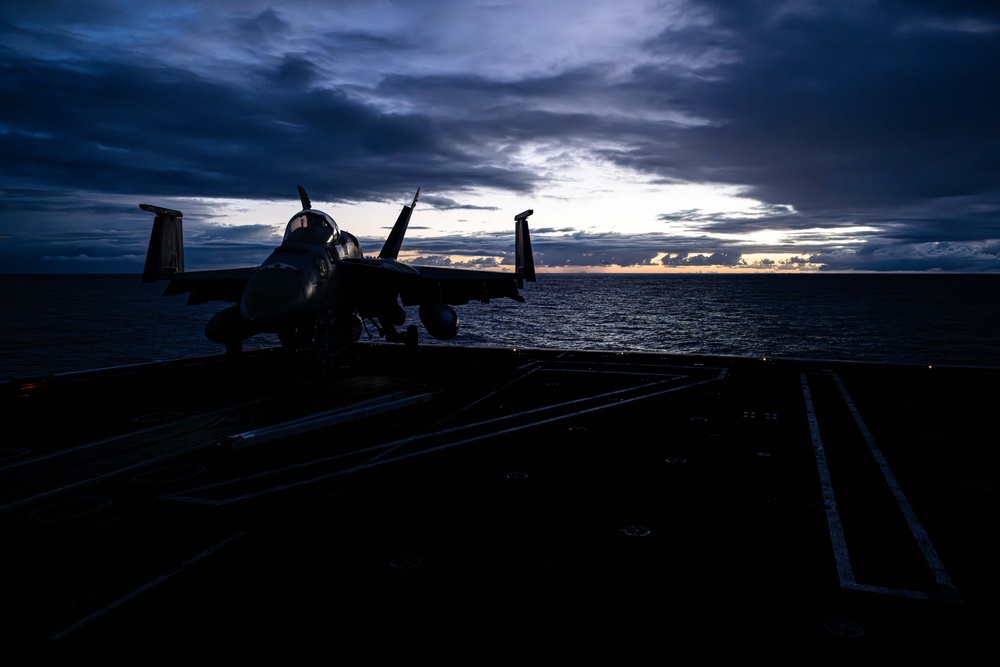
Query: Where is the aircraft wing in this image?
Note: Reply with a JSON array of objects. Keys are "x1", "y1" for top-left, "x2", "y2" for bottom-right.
[
  {"x1": 158, "y1": 267, "x2": 256, "y2": 305},
  {"x1": 347, "y1": 196, "x2": 534, "y2": 309},
  {"x1": 339, "y1": 258, "x2": 526, "y2": 306},
  {"x1": 399, "y1": 264, "x2": 525, "y2": 304}
]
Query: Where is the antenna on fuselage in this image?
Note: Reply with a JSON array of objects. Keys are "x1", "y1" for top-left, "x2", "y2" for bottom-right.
[{"x1": 297, "y1": 185, "x2": 311, "y2": 210}]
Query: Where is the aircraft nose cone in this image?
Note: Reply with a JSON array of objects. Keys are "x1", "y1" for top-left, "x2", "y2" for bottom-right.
[{"x1": 240, "y1": 268, "x2": 314, "y2": 329}]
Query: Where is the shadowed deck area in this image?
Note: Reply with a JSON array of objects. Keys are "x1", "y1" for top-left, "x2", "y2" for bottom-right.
[{"x1": 1, "y1": 343, "x2": 995, "y2": 655}]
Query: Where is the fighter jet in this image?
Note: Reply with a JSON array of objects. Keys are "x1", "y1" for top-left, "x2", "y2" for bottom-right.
[{"x1": 139, "y1": 186, "x2": 535, "y2": 353}]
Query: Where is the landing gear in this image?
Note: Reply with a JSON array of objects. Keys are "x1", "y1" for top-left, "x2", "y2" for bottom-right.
[
  {"x1": 377, "y1": 321, "x2": 419, "y2": 347},
  {"x1": 328, "y1": 313, "x2": 363, "y2": 351},
  {"x1": 359, "y1": 300, "x2": 418, "y2": 347},
  {"x1": 278, "y1": 328, "x2": 308, "y2": 351},
  {"x1": 279, "y1": 313, "x2": 347, "y2": 352}
]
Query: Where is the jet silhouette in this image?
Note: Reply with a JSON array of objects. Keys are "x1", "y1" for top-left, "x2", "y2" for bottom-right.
[{"x1": 140, "y1": 186, "x2": 535, "y2": 353}]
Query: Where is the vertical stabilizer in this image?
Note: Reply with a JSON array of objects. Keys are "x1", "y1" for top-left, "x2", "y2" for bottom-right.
[
  {"x1": 379, "y1": 188, "x2": 420, "y2": 259},
  {"x1": 139, "y1": 204, "x2": 185, "y2": 282},
  {"x1": 514, "y1": 209, "x2": 535, "y2": 288}
]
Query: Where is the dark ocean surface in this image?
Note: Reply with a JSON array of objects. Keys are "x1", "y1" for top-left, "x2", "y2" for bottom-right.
[{"x1": 3, "y1": 273, "x2": 1000, "y2": 380}]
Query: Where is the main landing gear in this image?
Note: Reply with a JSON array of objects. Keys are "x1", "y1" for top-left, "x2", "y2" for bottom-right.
[{"x1": 365, "y1": 319, "x2": 419, "y2": 348}]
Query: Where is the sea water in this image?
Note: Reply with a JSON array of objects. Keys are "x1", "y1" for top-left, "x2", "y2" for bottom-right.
[{"x1": 2, "y1": 273, "x2": 999, "y2": 380}]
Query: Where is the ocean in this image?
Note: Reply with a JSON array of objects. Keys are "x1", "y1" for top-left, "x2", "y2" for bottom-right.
[{"x1": 2, "y1": 272, "x2": 1000, "y2": 380}]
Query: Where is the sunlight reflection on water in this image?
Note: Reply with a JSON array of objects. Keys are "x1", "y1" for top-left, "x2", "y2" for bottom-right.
[{"x1": 3, "y1": 273, "x2": 1000, "y2": 379}]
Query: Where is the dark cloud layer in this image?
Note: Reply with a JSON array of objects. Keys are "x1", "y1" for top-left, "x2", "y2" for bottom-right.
[{"x1": 1, "y1": 1, "x2": 999, "y2": 273}]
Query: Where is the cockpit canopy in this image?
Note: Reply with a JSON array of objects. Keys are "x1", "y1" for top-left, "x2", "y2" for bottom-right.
[{"x1": 283, "y1": 209, "x2": 339, "y2": 245}]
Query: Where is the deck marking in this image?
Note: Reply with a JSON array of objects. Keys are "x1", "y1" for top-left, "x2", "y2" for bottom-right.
[
  {"x1": 363, "y1": 353, "x2": 706, "y2": 465},
  {"x1": 830, "y1": 374, "x2": 962, "y2": 603},
  {"x1": 50, "y1": 531, "x2": 247, "y2": 640},
  {"x1": 164, "y1": 363, "x2": 728, "y2": 504},
  {"x1": 0, "y1": 399, "x2": 269, "y2": 474},
  {"x1": 0, "y1": 440, "x2": 221, "y2": 512},
  {"x1": 803, "y1": 372, "x2": 961, "y2": 603},
  {"x1": 0, "y1": 402, "x2": 268, "y2": 510},
  {"x1": 226, "y1": 391, "x2": 436, "y2": 449},
  {"x1": 166, "y1": 374, "x2": 694, "y2": 502},
  {"x1": 362, "y1": 351, "x2": 578, "y2": 463},
  {"x1": 800, "y1": 373, "x2": 857, "y2": 588},
  {"x1": 0, "y1": 417, "x2": 204, "y2": 472}
]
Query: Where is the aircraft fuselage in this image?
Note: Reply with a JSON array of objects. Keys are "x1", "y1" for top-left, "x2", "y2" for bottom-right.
[
  {"x1": 239, "y1": 233, "x2": 361, "y2": 331},
  {"x1": 205, "y1": 209, "x2": 364, "y2": 349}
]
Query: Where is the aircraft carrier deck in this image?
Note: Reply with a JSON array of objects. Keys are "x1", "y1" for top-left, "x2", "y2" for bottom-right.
[{"x1": 1, "y1": 343, "x2": 995, "y2": 655}]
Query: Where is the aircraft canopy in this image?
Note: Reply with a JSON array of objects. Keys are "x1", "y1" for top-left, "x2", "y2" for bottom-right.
[{"x1": 284, "y1": 210, "x2": 339, "y2": 245}]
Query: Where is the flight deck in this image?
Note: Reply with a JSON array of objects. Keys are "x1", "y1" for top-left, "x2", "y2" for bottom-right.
[{"x1": 1, "y1": 343, "x2": 995, "y2": 655}]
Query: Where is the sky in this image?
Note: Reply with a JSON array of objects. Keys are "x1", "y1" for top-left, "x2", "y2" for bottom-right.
[{"x1": 2, "y1": 0, "x2": 999, "y2": 274}]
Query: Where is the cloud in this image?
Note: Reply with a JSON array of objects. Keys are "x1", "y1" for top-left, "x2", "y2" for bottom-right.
[{"x1": 1, "y1": 1, "x2": 998, "y2": 273}]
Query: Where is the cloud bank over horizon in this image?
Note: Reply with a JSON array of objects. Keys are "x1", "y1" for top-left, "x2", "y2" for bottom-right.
[{"x1": 2, "y1": 1, "x2": 999, "y2": 273}]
